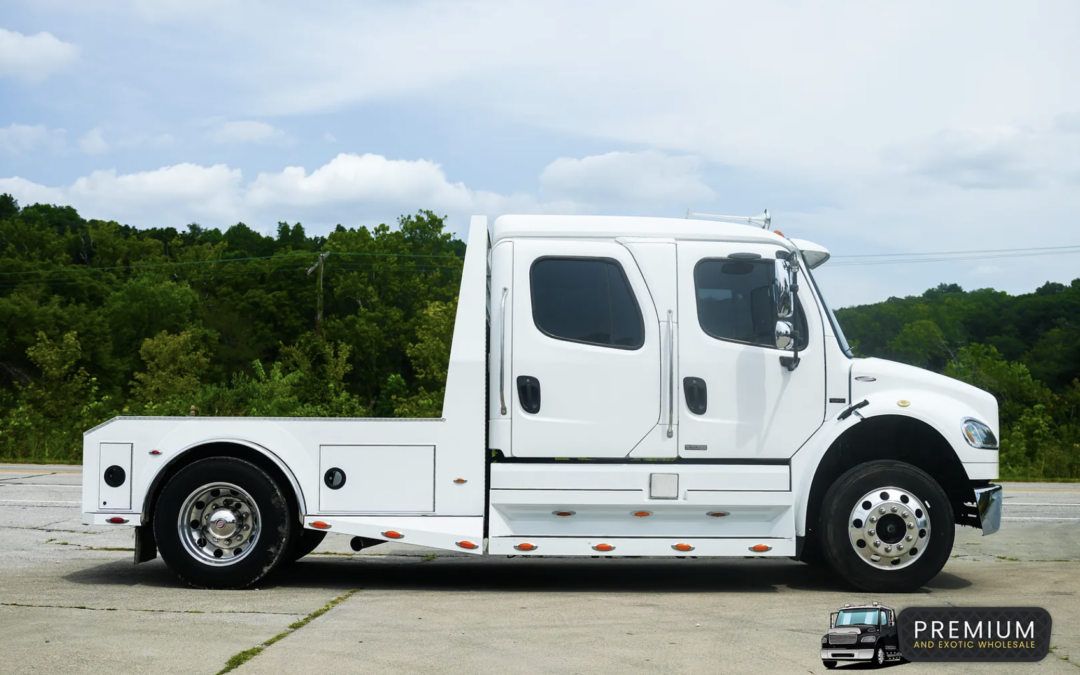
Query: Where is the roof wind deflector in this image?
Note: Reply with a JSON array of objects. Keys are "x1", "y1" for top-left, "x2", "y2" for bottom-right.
[{"x1": 729, "y1": 252, "x2": 761, "y2": 260}]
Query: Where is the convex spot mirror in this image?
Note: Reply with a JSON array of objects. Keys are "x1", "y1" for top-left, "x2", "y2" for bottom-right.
[
  {"x1": 775, "y1": 320, "x2": 794, "y2": 350},
  {"x1": 774, "y1": 258, "x2": 794, "y2": 319}
]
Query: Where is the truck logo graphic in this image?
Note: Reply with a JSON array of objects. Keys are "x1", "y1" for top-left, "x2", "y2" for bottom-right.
[{"x1": 821, "y1": 602, "x2": 903, "y2": 669}]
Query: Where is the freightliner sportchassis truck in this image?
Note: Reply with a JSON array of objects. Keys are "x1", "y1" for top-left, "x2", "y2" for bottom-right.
[{"x1": 82, "y1": 213, "x2": 1004, "y2": 592}]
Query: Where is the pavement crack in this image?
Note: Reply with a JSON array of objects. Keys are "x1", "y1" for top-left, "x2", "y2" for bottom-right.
[
  {"x1": 215, "y1": 589, "x2": 359, "y2": 674},
  {"x1": 0, "y1": 602, "x2": 301, "y2": 616}
]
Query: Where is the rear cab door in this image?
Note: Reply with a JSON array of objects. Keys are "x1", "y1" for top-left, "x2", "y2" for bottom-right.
[{"x1": 509, "y1": 239, "x2": 662, "y2": 458}]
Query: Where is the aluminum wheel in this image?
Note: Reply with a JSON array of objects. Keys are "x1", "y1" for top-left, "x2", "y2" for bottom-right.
[
  {"x1": 177, "y1": 482, "x2": 261, "y2": 567},
  {"x1": 847, "y1": 486, "x2": 930, "y2": 571}
]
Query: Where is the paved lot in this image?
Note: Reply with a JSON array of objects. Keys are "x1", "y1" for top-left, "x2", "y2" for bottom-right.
[{"x1": 1, "y1": 465, "x2": 1078, "y2": 674}]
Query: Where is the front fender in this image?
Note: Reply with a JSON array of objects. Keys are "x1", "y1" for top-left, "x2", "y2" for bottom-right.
[{"x1": 791, "y1": 389, "x2": 998, "y2": 536}]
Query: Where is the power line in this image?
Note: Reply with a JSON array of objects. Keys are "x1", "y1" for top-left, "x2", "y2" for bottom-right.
[
  {"x1": 830, "y1": 248, "x2": 1080, "y2": 267},
  {"x1": 831, "y1": 244, "x2": 1080, "y2": 259},
  {"x1": 0, "y1": 250, "x2": 463, "y2": 278}
]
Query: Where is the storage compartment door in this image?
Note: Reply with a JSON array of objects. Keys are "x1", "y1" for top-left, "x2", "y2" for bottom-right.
[
  {"x1": 98, "y1": 442, "x2": 132, "y2": 510},
  {"x1": 319, "y1": 445, "x2": 435, "y2": 513}
]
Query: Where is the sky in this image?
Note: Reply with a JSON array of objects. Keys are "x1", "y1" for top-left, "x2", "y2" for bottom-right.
[{"x1": 1, "y1": 0, "x2": 1079, "y2": 307}]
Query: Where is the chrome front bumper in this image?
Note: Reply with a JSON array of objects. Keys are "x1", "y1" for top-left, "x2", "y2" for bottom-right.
[
  {"x1": 974, "y1": 483, "x2": 1003, "y2": 536},
  {"x1": 820, "y1": 648, "x2": 873, "y2": 661}
]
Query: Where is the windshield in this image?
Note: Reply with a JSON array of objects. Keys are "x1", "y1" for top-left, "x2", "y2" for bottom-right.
[
  {"x1": 835, "y1": 610, "x2": 883, "y2": 626},
  {"x1": 803, "y1": 263, "x2": 854, "y2": 358}
]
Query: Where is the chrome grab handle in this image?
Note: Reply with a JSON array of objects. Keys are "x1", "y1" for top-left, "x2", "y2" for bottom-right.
[
  {"x1": 499, "y1": 287, "x2": 508, "y2": 416},
  {"x1": 667, "y1": 310, "x2": 674, "y2": 438}
]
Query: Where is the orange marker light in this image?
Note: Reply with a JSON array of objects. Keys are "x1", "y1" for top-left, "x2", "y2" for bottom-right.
[
  {"x1": 514, "y1": 543, "x2": 537, "y2": 551},
  {"x1": 750, "y1": 544, "x2": 772, "y2": 553},
  {"x1": 773, "y1": 230, "x2": 785, "y2": 237},
  {"x1": 311, "y1": 521, "x2": 331, "y2": 530},
  {"x1": 457, "y1": 541, "x2": 478, "y2": 549},
  {"x1": 673, "y1": 543, "x2": 694, "y2": 552},
  {"x1": 453, "y1": 478, "x2": 467, "y2": 484},
  {"x1": 593, "y1": 543, "x2": 615, "y2": 552},
  {"x1": 553, "y1": 511, "x2": 575, "y2": 517},
  {"x1": 632, "y1": 511, "x2": 652, "y2": 517},
  {"x1": 706, "y1": 512, "x2": 728, "y2": 518},
  {"x1": 383, "y1": 530, "x2": 404, "y2": 539}
]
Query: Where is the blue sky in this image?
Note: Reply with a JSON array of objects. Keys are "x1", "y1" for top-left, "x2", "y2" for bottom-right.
[{"x1": 2, "y1": 0, "x2": 1079, "y2": 307}]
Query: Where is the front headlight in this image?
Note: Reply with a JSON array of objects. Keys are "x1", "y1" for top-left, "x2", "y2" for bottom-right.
[
  {"x1": 821, "y1": 636, "x2": 828, "y2": 644},
  {"x1": 962, "y1": 418, "x2": 998, "y2": 449},
  {"x1": 860, "y1": 635, "x2": 878, "y2": 643}
]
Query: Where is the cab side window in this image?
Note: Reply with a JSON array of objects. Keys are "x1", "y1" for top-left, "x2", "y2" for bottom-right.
[
  {"x1": 531, "y1": 257, "x2": 644, "y2": 349},
  {"x1": 694, "y1": 258, "x2": 808, "y2": 349}
]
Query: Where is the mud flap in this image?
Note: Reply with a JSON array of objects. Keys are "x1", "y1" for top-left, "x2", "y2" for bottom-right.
[{"x1": 134, "y1": 525, "x2": 157, "y2": 564}]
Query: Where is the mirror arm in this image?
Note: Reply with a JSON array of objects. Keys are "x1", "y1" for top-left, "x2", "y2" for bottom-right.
[{"x1": 781, "y1": 258, "x2": 802, "y2": 371}]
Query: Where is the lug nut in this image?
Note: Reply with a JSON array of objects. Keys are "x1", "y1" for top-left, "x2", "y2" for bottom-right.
[
  {"x1": 873, "y1": 540, "x2": 881, "y2": 547},
  {"x1": 908, "y1": 522, "x2": 915, "y2": 530},
  {"x1": 891, "y1": 506, "x2": 898, "y2": 513},
  {"x1": 906, "y1": 535, "x2": 913, "y2": 541},
  {"x1": 884, "y1": 545, "x2": 892, "y2": 552},
  {"x1": 897, "y1": 544, "x2": 904, "y2": 551},
  {"x1": 879, "y1": 507, "x2": 886, "y2": 514},
  {"x1": 869, "y1": 516, "x2": 877, "y2": 523},
  {"x1": 868, "y1": 529, "x2": 876, "y2": 536},
  {"x1": 902, "y1": 512, "x2": 909, "y2": 518}
]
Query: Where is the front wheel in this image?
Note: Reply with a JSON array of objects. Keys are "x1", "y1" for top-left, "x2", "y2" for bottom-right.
[
  {"x1": 154, "y1": 457, "x2": 295, "y2": 589},
  {"x1": 874, "y1": 645, "x2": 886, "y2": 667},
  {"x1": 822, "y1": 660, "x2": 837, "y2": 669},
  {"x1": 820, "y1": 460, "x2": 954, "y2": 593}
]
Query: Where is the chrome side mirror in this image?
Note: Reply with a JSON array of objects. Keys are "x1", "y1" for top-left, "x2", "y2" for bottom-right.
[
  {"x1": 774, "y1": 259, "x2": 793, "y2": 318},
  {"x1": 775, "y1": 320, "x2": 794, "y2": 350}
]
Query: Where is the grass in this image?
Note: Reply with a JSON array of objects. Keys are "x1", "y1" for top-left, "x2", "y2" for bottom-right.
[{"x1": 215, "y1": 589, "x2": 358, "y2": 675}]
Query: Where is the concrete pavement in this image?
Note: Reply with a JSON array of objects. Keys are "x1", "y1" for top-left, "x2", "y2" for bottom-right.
[{"x1": 1, "y1": 465, "x2": 1078, "y2": 675}]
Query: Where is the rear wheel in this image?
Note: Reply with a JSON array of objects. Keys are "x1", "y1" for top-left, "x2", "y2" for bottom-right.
[
  {"x1": 154, "y1": 457, "x2": 294, "y2": 589},
  {"x1": 820, "y1": 460, "x2": 954, "y2": 593}
]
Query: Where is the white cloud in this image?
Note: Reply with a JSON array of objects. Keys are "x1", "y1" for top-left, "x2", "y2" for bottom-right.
[
  {"x1": 0, "y1": 153, "x2": 541, "y2": 230},
  {"x1": 0, "y1": 123, "x2": 65, "y2": 154},
  {"x1": 0, "y1": 28, "x2": 78, "y2": 82},
  {"x1": 78, "y1": 128, "x2": 108, "y2": 154},
  {"x1": 205, "y1": 120, "x2": 286, "y2": 145},
  {"x1": 540, "y1": 150, "x2": 714, "y2": 205}
]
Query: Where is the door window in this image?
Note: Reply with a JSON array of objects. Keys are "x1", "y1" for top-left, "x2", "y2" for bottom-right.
[
  {"x1": 693, "y1": 259, "x2": 808, "y2": 349},
  {"x1": 530, "y1": 257, "x2": 644, "y2": 349}
]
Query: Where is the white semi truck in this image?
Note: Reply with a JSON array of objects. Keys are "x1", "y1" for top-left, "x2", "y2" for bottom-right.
[{"x1": 82, "y1": 214, "x2": 1003, "y2": 592}]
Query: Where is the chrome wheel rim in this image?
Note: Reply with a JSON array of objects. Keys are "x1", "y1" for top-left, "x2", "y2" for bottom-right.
[
  {"x1": 877, "y1": 648, "x2": 884, "y2": 665},
  {"x1": 847, "y1": 486, "x2": 930, "y2": 571},
  {"x1": 178, "y1": 482, "x2": 261, "y2": 567}
]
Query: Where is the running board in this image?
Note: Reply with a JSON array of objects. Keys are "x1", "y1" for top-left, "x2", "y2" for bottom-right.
[{"x1": 489, "y1": 536, "x2": 795, "y2": 557}]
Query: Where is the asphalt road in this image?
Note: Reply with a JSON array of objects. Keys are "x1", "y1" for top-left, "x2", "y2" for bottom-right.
[{"x1": 1, "y1": 465, "x2": 1078, "y2": 675}]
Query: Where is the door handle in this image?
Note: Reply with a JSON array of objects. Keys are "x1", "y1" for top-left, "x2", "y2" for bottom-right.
[
  {"x1": 516, "y1": 376, "x2": 541, "y2": 414},
  {"x1": 683, "y1": 377, "x2": 707, "y2": 415}
]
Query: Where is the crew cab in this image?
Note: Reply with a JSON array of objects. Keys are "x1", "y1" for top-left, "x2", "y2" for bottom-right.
[{"x1": 82, "y1": 213, "x2": 1004, "y2": 591}]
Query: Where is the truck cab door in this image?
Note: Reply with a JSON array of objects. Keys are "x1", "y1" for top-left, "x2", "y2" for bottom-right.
[
  {"x1": 509, "y1": 239, "x2": 662, "y2": 458},
  {"x1": 676, "y1": 241, "x2": 826, "y2": 459}
]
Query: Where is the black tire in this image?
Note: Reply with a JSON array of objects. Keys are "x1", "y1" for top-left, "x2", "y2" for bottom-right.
[
  {"x1": 154, "y1": 457, "x2": 294, "y2": 589},
  {"x1": 822, "y1": 660, "x2": 837, "y2": 669},
  {"x1": 874, "y1": 645, "x2": 886, "y2": 668},
  {"x1": 820, "y1": 460, "x2": 954, "y2": 593},
  {"x1": 288, "y1": 529, "x2": 327, "y2": 563}
]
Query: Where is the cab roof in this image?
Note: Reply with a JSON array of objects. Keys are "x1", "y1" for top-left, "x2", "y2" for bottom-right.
[{"x1": 492, "y1": 214, "x2": 794, "y2": 249}]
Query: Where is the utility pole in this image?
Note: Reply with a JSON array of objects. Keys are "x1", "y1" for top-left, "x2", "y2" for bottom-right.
[{"x1": 307, "y1": 251, "x2": 329, "y2": 338}]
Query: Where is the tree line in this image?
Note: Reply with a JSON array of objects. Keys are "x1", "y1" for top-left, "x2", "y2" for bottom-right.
[
  {"x1": 0, "y1": 194, "x2": 462, "y2": 463},
  {"x1": 1, "y1": 193, "x2": 1077, "y2": 478}
]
